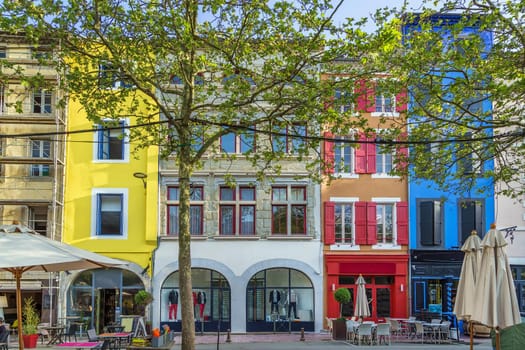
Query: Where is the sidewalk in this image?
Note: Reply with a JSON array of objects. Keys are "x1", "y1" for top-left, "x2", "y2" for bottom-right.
[{"x1": 9, "y1": 332, "x2": 494, "y2": 350}]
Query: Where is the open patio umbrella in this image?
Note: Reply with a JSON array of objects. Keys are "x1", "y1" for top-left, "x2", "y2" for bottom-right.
[
  {"x1": 354, "y1": 274, "x2": 370, "y2": 320},
  {"x1": 470, "y1": 224, "x2": 521, "y2": 350},
  {"x1": 0, "y1": 224, "x2": 127, "y2": 350},
  {"x1": 453, "y1": 230, "x2": 482, "y2": 350}
]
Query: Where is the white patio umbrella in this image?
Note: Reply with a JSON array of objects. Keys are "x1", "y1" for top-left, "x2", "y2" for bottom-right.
[
  {"x1": 0, "y1": 224, "x2": 127, "y2": 350},
  {"x1": 453, "y1": 230, "x2": 482, "y2": 350},
  {"x1": 470, "y1": 224, "x2": 521, "y2": 350},
  {"x1": 354, "y1": 274, "x2": 370, "y2": 319}
]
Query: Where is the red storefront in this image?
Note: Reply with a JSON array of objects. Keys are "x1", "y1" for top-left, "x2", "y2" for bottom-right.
[{"x1": 325, "y1": 254, "x2": 409, "y2": 321}]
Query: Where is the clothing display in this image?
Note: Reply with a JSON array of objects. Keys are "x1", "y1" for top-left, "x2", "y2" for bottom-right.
[
  {"x1": 168, "y1": 290, "x2": 178, "y2": 320},
  {"x1": 197, "y1": 291, "x2": 207, "y2": 319},
  {"x1": 288, "y1": 290, "x2": 298, "y2": 319},
  {"x1": 269, "y1": 289, "x2": 281, "y2": 313}
]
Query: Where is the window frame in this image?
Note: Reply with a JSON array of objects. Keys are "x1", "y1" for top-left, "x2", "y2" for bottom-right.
[
  {"x1": 91, "y1": 188, "x2": 128, "y2": 238},
  {"x1": 375, "y1": 144, "x2": 394, "y2": 175},
  {"x1": 93, "y1": 119, "x2": 130, "y2": 162},
  {"x1": 271, "y1": 123, "x2": 307, "y2": 155},
  {"x1": 220, "y1": 128, "x2": 255, "y2": 154},
  {"x1": 166, "y1": 185, "x2": 204, "y2": 236},
  {"x1": 458, "y1": 198, "x2": 484, "y2": 245},
  {"x1": 271, "y1": 185, "x2": 307, "y2": 236},
  {"x1": 417, "y1": 199, "x2": 444, "y2": 248},
  {"x1": 334, "y1": 135, "x2": 356, "y2": 175},
  {"x1": 219, "y1": 185, "x2": 256, "y2": 236},
  {"x1": 334, "y1": 202, "x2": 354, "y2": 245},
  {"x1": 30, "y1": 139, "x2": 51, "y2": 177},
  {"x1": 32, "y1": 89, "x2": 52, "y2": 114}
]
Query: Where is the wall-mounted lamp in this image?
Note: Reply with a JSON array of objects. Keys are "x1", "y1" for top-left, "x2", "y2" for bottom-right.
[
  {"x1": 0, "y1": 295, "x2": 8, "y2": 320},
  {"x1": 331, "y1": 283, "x2": 336, "y2": 291},
  {"x1": 133, "y1": 172, "x2": 148, "y2": 189},
  {"x1": 400, "y1": 284, "x2": 404, "y2": 292}
]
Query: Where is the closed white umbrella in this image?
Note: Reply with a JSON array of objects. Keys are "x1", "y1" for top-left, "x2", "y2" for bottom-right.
[
  {"x1": 471, "y1": 224, "x2": 521, "y2": 350},
  {"x1": 354, "y1": 274, "x2": 370, "y2": 319},
  {"x1": 0, "y1": 225, "x2": 126, "y2": 350},
  {"x1": 453, "y1": 230, "x2": 482, "y2": 350}
]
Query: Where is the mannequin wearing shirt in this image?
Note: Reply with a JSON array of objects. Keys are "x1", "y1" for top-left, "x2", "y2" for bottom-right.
[
  {"x1": 197, "y1": 291, "x2": 207, "y2": 319},
  {"x1": 269, "y1": 289, "x2": 281, "y2": 314},
  {"x1": 168, "y1": 289, "x2": 178, "y2": 320},
  {"x1": 288, "y1": 289, "x2": 299, "y2": 319}
]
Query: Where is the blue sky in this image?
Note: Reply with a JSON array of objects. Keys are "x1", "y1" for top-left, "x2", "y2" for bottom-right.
[{"x1": 333, "y1": 0, "x2": 437, "y2": 32}]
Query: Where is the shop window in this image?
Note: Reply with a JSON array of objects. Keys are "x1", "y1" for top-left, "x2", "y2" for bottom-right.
[
  {"x1": 167, "y1": 185, "x2": 204, "y2": 236},
  {"x1": 161, "y1": 268, "x2": 230, "y2": 326},
  {"x1": 246, "y1": 268, "x2": 314, "y2": 332}
]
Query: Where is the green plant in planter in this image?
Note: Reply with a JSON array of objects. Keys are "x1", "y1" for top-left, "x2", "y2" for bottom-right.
[
  {"x1": 334, "y1": 287, "x2": 351, "y2": 320},
  {"x1": 22, "y1": 297, "x2": 40, "y2": 335},
  {"x1": 134, "y1": 290, "x2": 153, "y2": 306}
]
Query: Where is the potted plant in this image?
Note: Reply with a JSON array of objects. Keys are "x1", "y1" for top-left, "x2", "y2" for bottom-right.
[
  {"x1": 332, "y1": 287, "x2": 351, "y2": 340},
  {"x1": 134, "y1": 290, "x2": 153, "y2": 315},
  {"x1": 22, "y1": 296, "x2": 40, "y2": 348}
]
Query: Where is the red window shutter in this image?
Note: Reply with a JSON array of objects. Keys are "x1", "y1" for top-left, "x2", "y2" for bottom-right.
[
  {"x1": 366, "y1": 202, "x2": 377, "y2": 245},
  {"x1": 323, "y1": 132, "x2": 334, "y2": 174},
  {"x1": 396, "y1": 89, "x2": 407, "y2": 113},
  {"x1": 355, "y1": 201, "x2": 367, "y2": 245},
  {"x1": 397, "y1": 201, "x2": 409, "y2": 245},
  {"x1": 324, "y1": 201, "x2": 335, "y2": 245},
  {"x1": 366, "y1": 81, "x2": 376, "y2": 113},
  {"x1": 355, "y1": 132, "x2": 367, "y2": 173},
  {"x1": 396, "y1": 132, "x2": 409, "y2": 173},
  {"x1": 366, "y1": 135, "x2": 376, "y2": 174},
  {"x1": 356, "y1": 80, "x2": 367, "y2": 112}
]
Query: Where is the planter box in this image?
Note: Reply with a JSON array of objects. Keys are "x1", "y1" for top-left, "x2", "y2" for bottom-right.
[{"x1": 332, "y1": 319, "x2": 347, "y2": 340}]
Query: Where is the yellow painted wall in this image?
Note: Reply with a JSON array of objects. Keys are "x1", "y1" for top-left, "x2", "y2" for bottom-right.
[{"x1": 63, "y1": 95, "x2": 159, "y2": 271}]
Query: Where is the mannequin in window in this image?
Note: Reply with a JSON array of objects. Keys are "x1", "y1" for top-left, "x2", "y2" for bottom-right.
[
  {"x1": 269, "y1": 289, "x2": 281, "y2": 314},
  {"x1": 197, "y1": 291, "x2": 207, "y2": 319},
  {"x1": 288, "y1": 289, "x2": 298, "y2": 319},
  {"x1": 192, "y1": 291, "x2": 197, "y2": 318},
  {"x1": 168, "y1": 289, "x2": 178, "y2": 320}
]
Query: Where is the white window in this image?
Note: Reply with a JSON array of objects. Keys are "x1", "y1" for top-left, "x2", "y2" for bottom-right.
[
  {"x1": 99, "y1": 62, "x2": 133, "y2": 89},
  {"x1": 91, "y1": 188, "x2": 128, "y2": 238},
  {"x1": 32, "y1": 89, "x2": 52, "y2": 114},
  {"x1": 335, "y1": 202, "x2": 354, "y2": 244},
  {"x1": 334, "y1": 135, "x2": 355, "y2": 174},
  {"x1": 376, "y1": 203, "x2": 394, "y2": 244},
  {"x1": 93, "y1": 119, "x2": 129, "y2": 162},
  {"x1": 375, "y1": 144, "x2": 393, "y2": 175},
  {"x1": 30, "y1": 140, "x2": 50, "y2": 176}
]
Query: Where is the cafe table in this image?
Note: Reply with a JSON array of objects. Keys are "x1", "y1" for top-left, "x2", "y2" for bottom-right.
[
  {"x1": 42, "y1": 325, "x2": 66, "y2": 345},
  {"x1": 97, "y1": 332, "x2": 133, "y2": 350},
  {"x1": 56, "y1": 341, "x2": 103, "y2": 350}
]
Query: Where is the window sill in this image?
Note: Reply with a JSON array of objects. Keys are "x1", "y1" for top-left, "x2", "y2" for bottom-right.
[
  {"x1": 371, "y1": 112, "x2": 400, "y2": 117},
  {"x1": 371, "y1": 174, "x2": 400, "y2": 179},
  {"x1": 330, "y1": 244, "x2": 360, "y2": 251},
  {"x1": 372, "y1": 244, "x2": 401, "y2": 250},
  {"x1": 160, "y1": 235, "x2": 207, "y2": 240},
  {"x1": 213, "y1": 235, "x2": 260, "y2": 240},
  {"x1": 334, "y1": 173, "x2": 359, "y2": 179},
  {"x1": 92, "y1": 234, "x2": 127, "y2": 240},
  {"x1": 266, "y1": 235, "x2": 313, "y2": 240}
]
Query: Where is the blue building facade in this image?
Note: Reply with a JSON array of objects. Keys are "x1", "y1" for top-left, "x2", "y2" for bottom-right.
[{"x1": 403, "y1": 14, "x2": 495, "y2": 323}]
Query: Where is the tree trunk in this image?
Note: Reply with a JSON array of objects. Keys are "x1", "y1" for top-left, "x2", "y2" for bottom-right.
[{"x1": 179, "y1": 147, "x2": 195, "y2": 350}]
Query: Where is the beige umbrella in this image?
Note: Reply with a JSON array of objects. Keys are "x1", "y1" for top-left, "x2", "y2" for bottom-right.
[
  {"x1": 0, "y1": 224, "x2": 126, "y2": 350},
  {"x1": 471, "y1": 224, "x2": 521, "y2": 350},
  {"x1": 354, "y1": 274, "x2": 370, "y2": 319},
  {"x1": 453, "y1": 230, "x2": 482, "y2": 350}
]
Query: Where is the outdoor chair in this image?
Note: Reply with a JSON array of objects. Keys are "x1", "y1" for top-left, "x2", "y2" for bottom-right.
[
  {"x1": 389, "y1": 319, "x2": 403, "y2": 340},
  {"x1": 37, "y1": 323, "x2": 50, "y2": 344},
  {"x1": 376, "y1": 323, "x2": 391, "y2": 345},
  {"x1": 431, "y1": 318, "x2": 442, "y2": 324},
  {"x1": 345, "y1": 320, "x2": 357, "y2": 343},
  {"x1": 65, "y1": 323, "x2": 77, "y2": 342},
  {"x1": 356, "y1": 323, "x2": 373, "y2": 346},
  {"x1": 87, "y1": 329, "x2": 108, "y2": 350},
  {"x1": 438, "y1": 321, "x2": 451, "y2": 343},
  {"x1": 325, "y1": 317, "x2": 333, "y2": 336},
  {"x1": 414, "y1": 321, "x2": 431, "y2": 343}
]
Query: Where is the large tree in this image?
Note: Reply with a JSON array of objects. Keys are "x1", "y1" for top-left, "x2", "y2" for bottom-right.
[
  {"x1": 0, "y1": 1, "x2": 387, "y2": 349},
  {"x1": 371, "y1": 0, "x2": 525, "y2": 198}
]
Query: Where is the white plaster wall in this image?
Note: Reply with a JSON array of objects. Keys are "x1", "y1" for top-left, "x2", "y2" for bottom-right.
[{"x1": 151, "y1": 239, "x2": 324, "y2": 333}]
